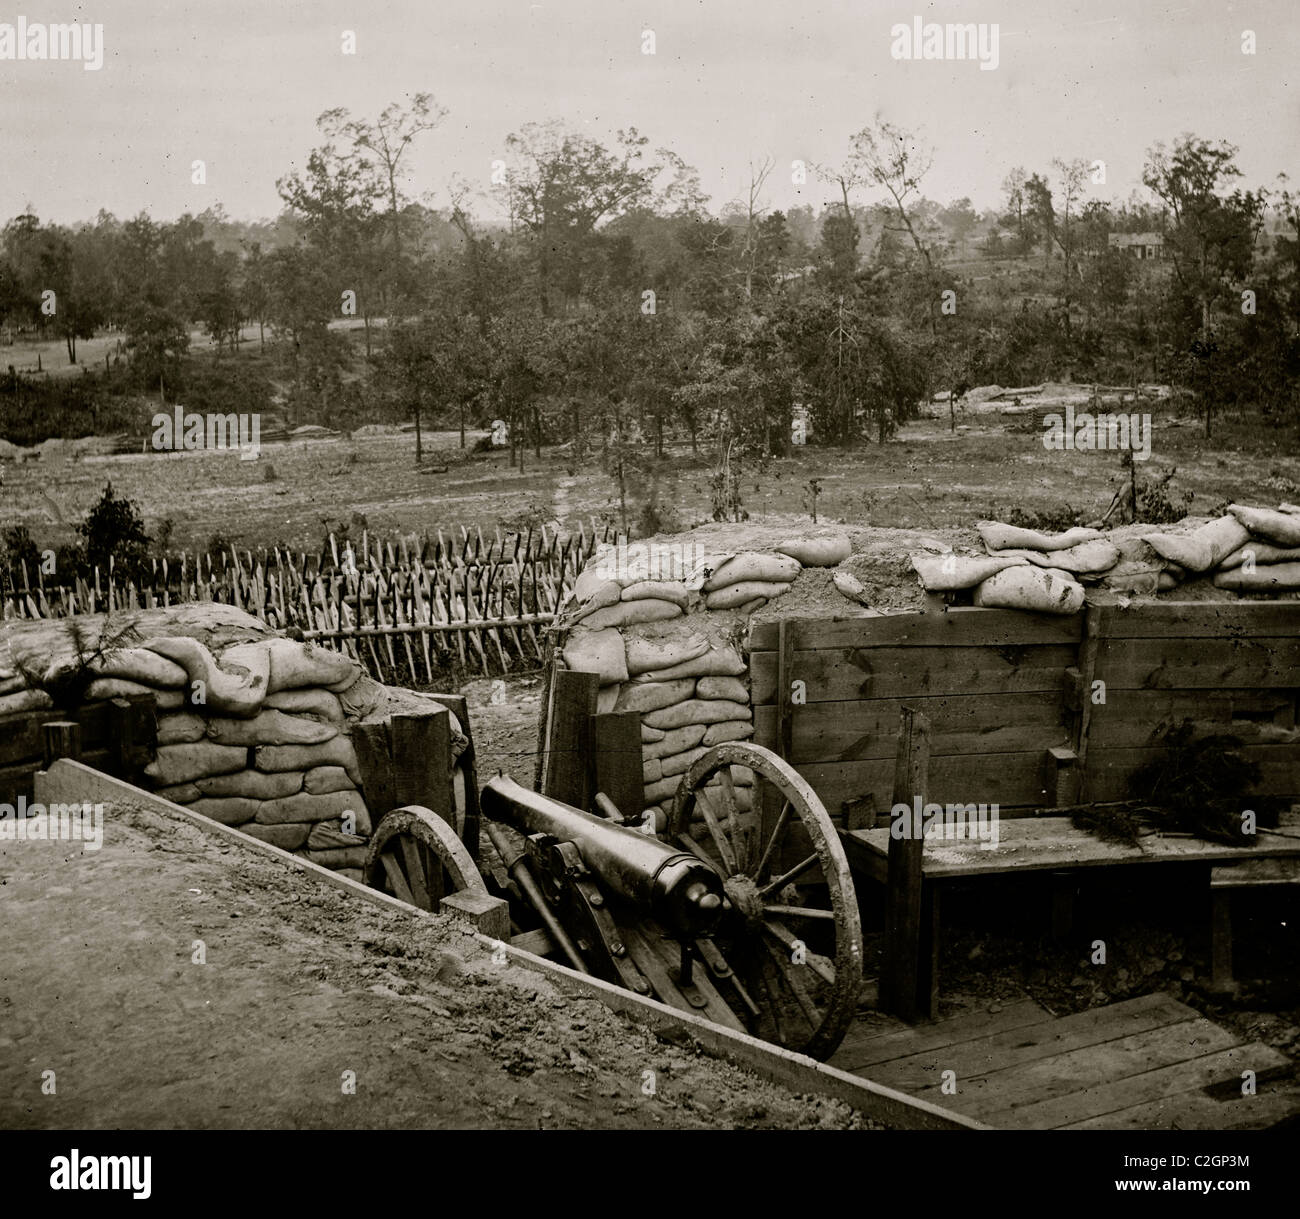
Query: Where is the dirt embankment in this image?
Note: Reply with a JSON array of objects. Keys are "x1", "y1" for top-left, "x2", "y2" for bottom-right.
[{"x1": 0, "y1": 801, "x2": 876, "y2": 1130}]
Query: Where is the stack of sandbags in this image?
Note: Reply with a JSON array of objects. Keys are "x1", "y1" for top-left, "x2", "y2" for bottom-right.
[
  {"x1": 0, "y1": 604, "x2": 467, "y2": 882},
  {"x1": 554, "y1": 533, "x2": 860, "y2": 835},
  {"x1": 1209, "y1": 504, "x2": 1300, "y2": 593}
]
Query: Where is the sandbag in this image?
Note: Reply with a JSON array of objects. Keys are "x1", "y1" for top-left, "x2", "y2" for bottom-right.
[
  {"x1": 300, "y1": 765, "x2": 353, "y2": 796},
  {"x1": 595, "y1": 684, "x2": 620, "y2": 714},
  {"x1": 1158, "y1": 571, "x2": 1180, "y2": 590},
  {"x1": 144, "y1": 636, "x2": 268, "y2": 717},
  {"x1": 306, "y1": 821, "x2": 367, "y2": 850},
  {"x1": 973, "y1": 566, "x2": 1085, "y2": 615},
  {"x1": 84, "y1": 677, "x2": 156, "y2": 701},
  {"x1": 624, "y1": 631, "x2": 710, "y2": 676},
  {"x1": 612, "y1": 678, "x2": 696, "y2": 715},
  {"x1": 256, "y1": 789, "x2": 371, "y2": 828},
  {"x1": 303, "y1": 846, "x2": 368, "y2": 869},
  {"x1": 620, "y1": 580, "x2": 690, "y2": 608},
  {"x1": 262, "y1": 637, "x2": 358, "y2": 692},
  {"x1": 1218, "y1": 541, "x2": 1300, "y2": 570},
  {"x1": 1213, "y1": 562, "x2": 1300, "y2": 591},
  {"x1": 241, "y1": 823, "x2": 311, "y2": 850},
  {"x1": 911, "y1": 553, "x2": 1028, "y2": 591},
  {"x1": 1094, "y1": 568, "x2": 1160, "y2": 595},
  {"x1": 642, "y1": 699, "x2": 752, "y2": 730},
  {"x1": 1143, "y1": 516, "x2": 1250, "y2": 573},
  {"x1": 641, "y1": 723, "x2": 667, "y2": 743},
  {"x1": 207, "y1": 709, "x2": 339, "y2": 747},
  {"x1": 579, "y1": 600, "x2": 683, "y2": 630},
  {"x1": 705, "y1": 581, "x2": 791, "y2": 610},
  {"x1": 776, "y1": 534, "x2": 851, "y2": 567},
  {"x1": 157, "y1": 712, "x2": 207, "y2": 745},
  {"x1": 989, "y1": 540, "x2": 1120, "y2": 575},
  {"x1": 145, "y1": 741, "x2": 248, "y2": 787},
  {"x1": 833, "y1": 570, "x2": 871, "y2": 605},
  {"x1": 565, "y1": 567, "x2": 623, "y2": 624},
  {"x1": 696, "y1": 676, "x2": 748, "y2": 702},
  {"x1": 255, "y1": 737, "x2": 360, "y2": 786},
  {"x1": 154, "y1": 782, "x2": 200, "y2": 804},
  {"x1": 642, "y1": 723, "x2": 708, "y2": 761},
  {"x1": 978, "y1": 522, "x2": 1103, "y2": 552},
  {"x1": 636, "y1": 647, "x2": 746, "y2": 682},
  {"x1": 188, "y1": 796, "x2": 261, "y2": 826},
  {"x1": 92, "y1": 647, "x2": 189, "y2": 688},
  {"x1": 156, "y1": 690, "x2": 184, "y2": 711},
  {"x1": 1228, "y1": 504, "x2": 1300, "y2": 547},
  {"x1": 588, "y1": 541, "x2": 698, "y2": 586},
  {"x1": 703, "y1": 552, "x2": 801, "y2": 592},
  {"x1": 644, "y1": 774, "x2": 684, "y2": 804},
  {"x1": 561, "y1": 628, "x2": 629, "y2": 685},
  {"x1": 661, "y1": 746, "x2": 710, "y2": 778},
  {"x1": 197, "y1": 769, "x2": 304, "y2": 800},
  {"x1": 264, "y1": 687, "x2": 344, "y2": 722},
  {"x1": 703, "y1": 719, "x2": 754, "y2": 746},
  {"x1": 642, "y1": 758, "x2": 663, "y2": 785}
]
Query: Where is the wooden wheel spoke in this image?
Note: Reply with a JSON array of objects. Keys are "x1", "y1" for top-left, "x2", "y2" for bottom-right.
[
  {"x1": 762, "y1": 937, "x2": 820, "y2": 1031},
  {"x1": 762, "y1": 904, "x2": 836, "y2": 921},
  {"x1": 400, "y1": 836, "x2": 431, "y2": 910},
  {"x1": 753, "y1": 800, "x2": 792, "y2": 880},
  {"x1": 379, "y1": 848, "x2": 415, "y2": 905},
  {"x1": 714, "y1": 769, "x2": 746, "y2": 871},
  {"x1": 763, "y1": 919, "x2": 836, "y2": 987},
  {"x1": 695, "y1": 790, "x2": 739, "y2": 875},
  {"x1": 757, "y1": 852, "x2": 819, "y2": 900}
]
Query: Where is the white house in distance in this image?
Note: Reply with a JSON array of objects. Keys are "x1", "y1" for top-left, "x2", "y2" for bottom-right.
[{"x1": 1108, "y1": 232, "x2": 1165, "y2": 261}]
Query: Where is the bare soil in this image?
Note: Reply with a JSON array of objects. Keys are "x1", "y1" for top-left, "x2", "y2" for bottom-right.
[{"x1": 0, "y1": 801, "x2": 875, "y2": 1129}]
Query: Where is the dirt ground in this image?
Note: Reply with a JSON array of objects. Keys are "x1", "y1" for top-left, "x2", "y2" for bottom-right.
[
  {"x1": 0, "y1": 800, "x2": 876, "y2": 1130},
  {"x1": 4, "y1": 406, "x2": 1298, "y2": 556}
]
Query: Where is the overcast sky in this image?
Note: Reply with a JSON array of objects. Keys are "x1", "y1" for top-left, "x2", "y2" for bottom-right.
[{"x1": 2, "y1": 0, "x2": 1295, "y2": 226}]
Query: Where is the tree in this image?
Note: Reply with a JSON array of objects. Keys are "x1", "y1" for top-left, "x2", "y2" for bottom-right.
[
  {"x1": 499, "y1": 122, "x2": 663, "y2": 315},
  {"x1": 848, "y1": 116, "x2": 941, "y2": 335},
  {"x1": 319, "y1": 94, "x2": 447, "y2": 263},
  {"x1": 1143, "y1": 136, "x2": 1266, "y2": 434}
]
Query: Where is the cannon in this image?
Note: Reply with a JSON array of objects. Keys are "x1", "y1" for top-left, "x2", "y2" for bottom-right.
[{"x1": 363, "y1": 740, "x2": 863, "y2": 1060}]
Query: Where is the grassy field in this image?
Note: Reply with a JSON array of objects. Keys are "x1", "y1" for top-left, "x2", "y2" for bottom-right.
[{"x1": 3, "y1": 404, "x2": 1298, "y2": 557}]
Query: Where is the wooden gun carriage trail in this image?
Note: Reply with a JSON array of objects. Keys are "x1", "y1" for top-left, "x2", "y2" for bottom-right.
[{"x1": 0, "y1": 518, "x2": 611, "y2": 682}]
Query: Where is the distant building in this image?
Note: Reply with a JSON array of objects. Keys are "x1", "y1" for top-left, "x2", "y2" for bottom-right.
[{"x1": 1108, "y1": 232, "x2": 1165, "y2": 261}]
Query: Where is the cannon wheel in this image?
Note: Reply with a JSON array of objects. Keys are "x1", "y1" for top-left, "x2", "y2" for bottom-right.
[
  {"x1": 667, "y1": 742, "x2": 863, "y2": 1060},
  {"x1": 363, "y1": 805, "x2": 487, "y2": 913}
]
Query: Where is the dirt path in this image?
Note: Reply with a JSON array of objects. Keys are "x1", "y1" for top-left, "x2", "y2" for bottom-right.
[{"x1": 0, "y1": 802, "x2": 875, "y2": 1130}]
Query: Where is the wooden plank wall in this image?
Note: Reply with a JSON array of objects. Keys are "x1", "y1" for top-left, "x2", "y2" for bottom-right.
[{"x1": 748, "y1": 603, "x2": 1300, "y2": 823}]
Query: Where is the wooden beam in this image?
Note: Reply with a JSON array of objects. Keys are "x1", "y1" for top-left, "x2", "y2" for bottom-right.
[
  {"x1": 108, "y1": 693, "x2": 157, "y2": 779},
  {"x1": 880, "y1": 706, "x2": 931, "y2": 1023},
  {"x1": 592, "y1": 711, "x2": 645, "y2": 822},
  {"x1": 391, "y1": 710, "x2": 453, "y2": 826},
  {"x1": 43, "y1": 721, "x2": 82, "y2": 769},
  {"x1": 350, "y1": 720, "x2": 395, "y2": 819},
  {"x1": 542, "y1": 668, "x2": 599, "y2": 808},
  {"x1": 748, "y1": 608, "x2": 1082, "y2": 650}
]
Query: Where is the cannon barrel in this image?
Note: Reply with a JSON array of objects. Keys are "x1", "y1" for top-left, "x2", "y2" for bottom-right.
[{"x1": 481, "y1": 774, "x2": 726, "y2": 938}]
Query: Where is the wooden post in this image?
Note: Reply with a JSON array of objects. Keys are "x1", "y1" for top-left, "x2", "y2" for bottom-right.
[
  {"x1": 391, "y1": 710, "x2": 453, "y2": 827},
  {"x1": 541, "y1": 668, "x2": 599, "y2": 808},
  {"x1": 1043, "y1": 746, "x2": 1079, "y2": 807},
  {"x1": 426, "y1": 692, "x2": 481, "y2": 861},
  {"x1": 1073, "y1": 605, "x2": 1100, "y2": 803},
  {"x1": 43, "y1": 721, "x2": 82, "y2": 769},
  {"x1": 880, "y1": 706, "x2": 931, "y2": 1022},
  {"x1": 592, "y1": 711, "x2": 644, "y2": 823},
  {"x1": 351, "y1": 720, "x2": 396, "y2": 819},
  {"x1": 108, "y1": 693, "x2": 157, "y2": 779},
  {"x1": 775, "y1": 619, "x2": 794, "y2": 761}
]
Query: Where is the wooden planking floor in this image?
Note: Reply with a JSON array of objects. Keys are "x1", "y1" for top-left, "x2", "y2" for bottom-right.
[{"x1": 830, "y1": 993, "x2": 1298, "y2": 1130}]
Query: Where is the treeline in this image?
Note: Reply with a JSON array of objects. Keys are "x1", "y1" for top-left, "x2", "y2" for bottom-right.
[{"x1": 3, "y1": 97, "x2": 1300, "y2": 454}]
